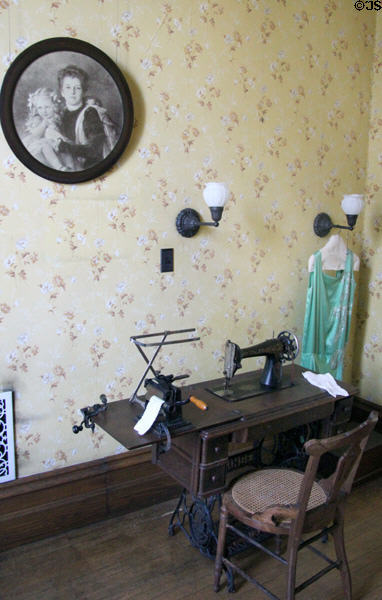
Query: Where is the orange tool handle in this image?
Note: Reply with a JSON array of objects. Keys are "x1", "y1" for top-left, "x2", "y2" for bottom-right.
[{"x1": 189, "y1": 395, "x2": 208, "y2": 411}]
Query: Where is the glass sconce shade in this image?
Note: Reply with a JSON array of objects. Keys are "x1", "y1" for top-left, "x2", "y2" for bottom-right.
[
  {"x1": 341, "y1": 194, "x2": 364, "y2": 229},
  {"x1": 341, "y1": 194, "x2": 364, "y2": 215},
  {"x1": 202, "y1": 182, "x2": 229, "y2": 208}
]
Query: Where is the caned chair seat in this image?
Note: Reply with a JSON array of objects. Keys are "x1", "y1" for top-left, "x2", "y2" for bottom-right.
[
  {"x1": 214, "y1": 411, "x2": 379, "y2": 600},
  {"x1": 232, "y1": 468, "x2": 327, "y2": 517}
]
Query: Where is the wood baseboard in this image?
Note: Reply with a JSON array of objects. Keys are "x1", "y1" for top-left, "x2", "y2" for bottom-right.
[{"x1": 0, "y1": 448, "x2": 181, "y2": 552}]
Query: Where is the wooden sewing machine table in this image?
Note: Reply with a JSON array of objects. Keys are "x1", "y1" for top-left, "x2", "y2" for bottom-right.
[
  {"x1": 93, "y1": 365, "x2": 355, "y2": 555},
  {"x1": 95, "y1": 365, "x2": 355, "y2": 495},
  {"x1": 93, "y1": 364, "x2": 356, "y2": 557}
]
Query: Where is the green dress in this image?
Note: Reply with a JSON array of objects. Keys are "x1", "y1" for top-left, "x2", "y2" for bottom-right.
[{"x1": 300, "y1": 249, "x2": 355, "y2": 380}]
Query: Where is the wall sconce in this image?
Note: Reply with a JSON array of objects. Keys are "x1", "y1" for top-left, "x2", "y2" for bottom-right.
[
  {"x1": 176, "y1": 182, "x2": 229, "y2": 238},
  {"x1": 313, "y1": 194, "x2": 364, "y2": 237}
]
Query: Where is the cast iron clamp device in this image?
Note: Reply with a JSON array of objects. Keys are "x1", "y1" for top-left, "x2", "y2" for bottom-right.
[
  {"x1": 128, "y1": 328, "x2": 202, "y2": 437},
  {"x1": 72, "y1": 393, "x2": 108, "y2": 434},
  {"x1": 73, "y1": 328, "x2": 203, "y2": 442}
]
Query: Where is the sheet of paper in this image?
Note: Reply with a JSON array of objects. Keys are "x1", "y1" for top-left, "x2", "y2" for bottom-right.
[{"x1": 133, "y1": 395, "x2": 164, "y2": 435}]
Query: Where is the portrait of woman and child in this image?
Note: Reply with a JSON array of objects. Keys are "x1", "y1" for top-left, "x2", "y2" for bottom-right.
[{"x1": 19, "y1": 63, "x2": 120, "y2": 172}]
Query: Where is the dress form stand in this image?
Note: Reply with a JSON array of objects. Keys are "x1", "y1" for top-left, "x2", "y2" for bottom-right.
[{"x1": 308, "y1": 233, "x2": 360, "y2": 272}]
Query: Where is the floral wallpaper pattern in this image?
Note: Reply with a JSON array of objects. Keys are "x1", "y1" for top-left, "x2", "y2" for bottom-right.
[
  {"x1": 0, "y1": 0, "x2": 380, "y2": 478},
  {"x1": 355, "y1": 14, "x2": 382, "y2": 402}
]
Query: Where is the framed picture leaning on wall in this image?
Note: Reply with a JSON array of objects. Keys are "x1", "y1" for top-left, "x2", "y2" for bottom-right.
[{"x1": 0, "y1": 37, "x2": 134, "y2": 183}]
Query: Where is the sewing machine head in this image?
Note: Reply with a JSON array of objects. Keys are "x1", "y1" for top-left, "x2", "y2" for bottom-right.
[{"x1": 224, "y1": 330, "x2": 299, "y2": 390}]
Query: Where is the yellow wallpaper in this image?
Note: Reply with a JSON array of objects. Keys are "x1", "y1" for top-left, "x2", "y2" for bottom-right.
[
  {"x1": 0, "y1": 0, "x2": 378, "y2": 478},
  {"x1": 354, "y1": 14, "x2": 382, "y2": 403}
]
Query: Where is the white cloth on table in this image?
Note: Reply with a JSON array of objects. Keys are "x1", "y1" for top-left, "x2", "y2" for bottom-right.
[{"x1": 302, "y1": 371, "x2": 349, "y2": 397}]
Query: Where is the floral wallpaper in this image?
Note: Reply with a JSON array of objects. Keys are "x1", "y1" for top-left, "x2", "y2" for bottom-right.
[
  {"x1": 354, "y1": 14, "x2": 382, "y2": 403},
  {"x1": 0, "y1": 0, "x2": 379, "y2": 478}
]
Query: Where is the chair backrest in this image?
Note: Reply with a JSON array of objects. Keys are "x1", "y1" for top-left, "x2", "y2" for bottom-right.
[{"x1": 299, "y1": 411, "x2": 378, "y2": 514}]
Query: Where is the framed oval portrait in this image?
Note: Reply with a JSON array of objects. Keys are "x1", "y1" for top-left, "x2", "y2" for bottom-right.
[{"x1": 0, "y1": 37, "x2": 134, "y2": 183}]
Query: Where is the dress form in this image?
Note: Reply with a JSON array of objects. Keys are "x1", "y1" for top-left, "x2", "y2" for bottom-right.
[
  {"x1": 308, "y1": 234, "x2": 359, "y2": 272},
  {"x1": 302, "y1": 233, "x2": 357, "y2": 379}
]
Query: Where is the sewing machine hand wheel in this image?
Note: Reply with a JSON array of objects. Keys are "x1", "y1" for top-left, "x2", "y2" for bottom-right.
[{"x1": 277, "y1": 330, "x2": 299, "y2": 362}]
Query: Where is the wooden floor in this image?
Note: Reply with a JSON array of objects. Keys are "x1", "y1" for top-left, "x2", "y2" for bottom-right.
[{"x1": 0, "y1": 476, "x2": 381, "y2": 600}]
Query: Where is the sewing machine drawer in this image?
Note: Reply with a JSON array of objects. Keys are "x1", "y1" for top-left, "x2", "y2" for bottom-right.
[
  {"x1": 198, "y1": 461, "x2": 227, "y2": 496},
  {"x1": 332, "y1": 397, "x2": 353, "y2": 424},
  {"x1": 152, "y1": 431, "x2": 201, "y2": 494},
  {"x1": 200, "y1": 435, "x2": 230, "y2": 464},
  {"x1": 322, "y1": 396, "x2": 354, "y2": 435}
]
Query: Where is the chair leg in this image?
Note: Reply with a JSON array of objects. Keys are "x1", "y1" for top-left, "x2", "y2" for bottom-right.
[
  {"x1": 214, "y1": 505, "x2": 229, "y2": 592},
  {"x1": 285, "y1": 534, "x2": 299, "y2": 600},
  {"x1": 332, "y1": 508, "x2": 352, "y2": 600}
]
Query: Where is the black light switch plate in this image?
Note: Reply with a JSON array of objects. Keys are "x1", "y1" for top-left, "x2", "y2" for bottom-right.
[{"x1": 160, "y1": 248, "x2": 174, "y2": 272}]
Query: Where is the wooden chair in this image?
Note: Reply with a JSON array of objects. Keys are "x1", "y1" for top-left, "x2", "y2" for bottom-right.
[{"x1": 214, "y1": 411, "x2": 378, "y2": 600}]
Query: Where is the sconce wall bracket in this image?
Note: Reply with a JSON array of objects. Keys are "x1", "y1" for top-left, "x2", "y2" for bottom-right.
[
  {"x1": 313, "y1": 212, "x2": 333, "y2": 237},
  {"x1": 313, "y1": 212, "x2": 357, "y2": 238},
  {"x1": 176, "y1": 208, "x2": 219, "y2": 238},
  {"x1": 176, "y1": 208, "x2": 202, "y2": 238},
  {"x1": 313, "y1": 194, "x2": 363, "y2": 237}
]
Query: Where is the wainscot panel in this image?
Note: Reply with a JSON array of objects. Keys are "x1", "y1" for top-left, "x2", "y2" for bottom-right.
[{"x1": 0, "y1": 448, "x2": 181, "y2": 552}]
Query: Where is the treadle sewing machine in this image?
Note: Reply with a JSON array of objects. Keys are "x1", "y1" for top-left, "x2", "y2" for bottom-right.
[
  {"x1": 73, "y1": 327, "x2": 355, "y2": 558},
  {"x1": 73, "y1": 328, "x2": 299, "y2": 439}
]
